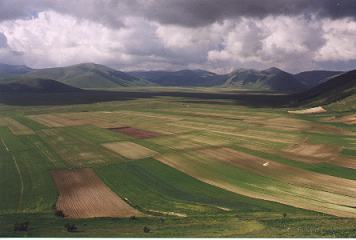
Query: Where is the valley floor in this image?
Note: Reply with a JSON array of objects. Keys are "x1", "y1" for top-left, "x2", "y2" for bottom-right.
[{"x1": 0, "y1": 92, "x2": 355, "y2": 237}]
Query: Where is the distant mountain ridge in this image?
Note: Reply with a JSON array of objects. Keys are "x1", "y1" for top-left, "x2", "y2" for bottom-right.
[
  {"x1": 129, "y1": 69, "x2": 226, "y2": 87},
  {"x1": 224, "y1": 67, "x2": 307, "y2": 92},
  {"x1": 0, "y1": 63, "x2": 32, "y2": 79},
  {"x1": 21, "y1": 63, "x2": 152, "y2": 89},
  {"x1": 0, "y1": 62, "x2": 351, "y2": 92}
]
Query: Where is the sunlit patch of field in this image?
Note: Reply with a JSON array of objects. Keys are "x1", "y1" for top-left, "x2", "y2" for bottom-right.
[
  {"x1": 322, "y1": 114, "x2": 356, "y2": 125},
  {"x1": 37, "y1": 128, "x2": 127, "y2": 167},
  {"x1": 102, "y1": 141, "x2": 157, "y2": 160},
  {"x1": 0, "y1": 117, "x2": 34, "y2": 135}
]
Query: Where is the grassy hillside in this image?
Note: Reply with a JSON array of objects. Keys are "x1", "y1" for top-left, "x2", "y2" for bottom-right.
[
  {"x1": 23, "y1": 63, "x2": 152, "y2": 89},
  {"x1": 225, "y1": 67, "x2": 307, "y2": 92},
  {"x1": 130, "y1": 70, "x2": 226, "y2": 87}
]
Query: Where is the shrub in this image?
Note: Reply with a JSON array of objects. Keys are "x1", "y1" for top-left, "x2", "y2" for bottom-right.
[
  {"x1": 14, "y1": 222, "x2": 29, "y2": 232},
  {"x1": 143, "y1": 226, "x2": 151, "y2": 233},
  {"x1": 65, "y1": 223, "x2": 78, "y2": 232},
  {"x1": 55, "y1": 210, "x2": 65, "y2": 217}
]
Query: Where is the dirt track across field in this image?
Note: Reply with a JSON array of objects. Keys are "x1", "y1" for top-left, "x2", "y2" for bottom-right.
[{"x1": 51, "y1": 168, "x2": 143, "y2": 218}]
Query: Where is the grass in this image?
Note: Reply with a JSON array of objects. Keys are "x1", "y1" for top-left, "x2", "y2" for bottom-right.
[
  {"x1": 0, "y1": 130, "x2": 58, "y2": 214},
  {"x1": 96, "y1": 159, "x2": 307, "y2": 216},
  {"x1": 0, "y1": 90, "x2": 355, "y2": 237}
]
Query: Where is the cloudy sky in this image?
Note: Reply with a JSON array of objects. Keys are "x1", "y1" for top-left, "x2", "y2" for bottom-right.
[{"x1": 0, "y1": 0, "x2": 355, "y2": 73}]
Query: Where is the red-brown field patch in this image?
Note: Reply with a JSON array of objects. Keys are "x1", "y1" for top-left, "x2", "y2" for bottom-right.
[
  {"x1": 108, "y1": 126, "x2": 162, "y2": 138},
  {"x1": 51, "y1": 168, "x2": 143, "y2": 218}
]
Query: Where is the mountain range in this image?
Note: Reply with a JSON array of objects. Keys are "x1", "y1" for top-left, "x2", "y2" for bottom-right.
[{"x1": 0, "y1": 62, "x2": 351, "y2": 94}]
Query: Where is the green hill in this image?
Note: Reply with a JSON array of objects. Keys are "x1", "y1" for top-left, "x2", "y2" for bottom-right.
[
  {"x1": 225, "y1": 67, "x2": 307, "y2": 92},
  {"x1": 130, "y1": 69, "x2": 225, "y2": 87},
  {"x1": 23, "y1": 63, "x2": 152, "y2": 89}
]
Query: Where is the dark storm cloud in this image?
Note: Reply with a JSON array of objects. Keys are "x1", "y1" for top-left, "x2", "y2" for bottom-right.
[
  {"x1": 137, "y1": 0, "x2": 356, "y2": 27},
  {"x1": 0, "y1": 0, "x2": 356, "y2": 27}
]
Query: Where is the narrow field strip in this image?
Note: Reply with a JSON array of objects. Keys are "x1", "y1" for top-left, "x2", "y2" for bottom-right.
[
  {"x1": 0, "y1": 117, "x2": 34, "y2": 135},
  {"x1": 154, "y1": 153, "x2": 356, "y2": 217},
  {"x1": 102, "y1": 141, "x2": 157, "y2": 160},
  {"x1": 12, "y1": 155, "x2": 24, "y2": 211},
  {"x1": 51, "y1": 168, "x2": 143, "y2": 218},
  {"x1": 1, "y1": 137, "x2": 23, "y2": 212},
  {"x1": 198, "y1": 147, "x2": 356, "y2": 199},
  {"x1": 1, "y1": 137, "x2": 9, "y2": 152}
]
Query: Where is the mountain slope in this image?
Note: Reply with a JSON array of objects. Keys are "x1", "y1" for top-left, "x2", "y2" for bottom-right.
[
  {"x1": 23, "y1": 63, "x2": 152, "y2": 88},
  {"x1": 130, "y1": 70, "x2": 226, "y2": 87},
  {"x1": 295, "y1": 70, "x2": 343, "y2": 88},
  {"x1": 0, "y1": 63, "x2": 32, "y2": 80},
  {"x1": 294, "y1": 69, "x2": 356, "y2": 106},
  {"x1": 225, "y1": 67, "x2": 307, "y2": 92},
  {"x1": 0, "y1": 78, "x2": 81, "y2": 93}
]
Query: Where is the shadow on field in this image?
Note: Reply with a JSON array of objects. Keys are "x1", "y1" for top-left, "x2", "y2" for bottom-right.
[{"x1": 0, "y1": 89, "x2": 296, "y2": 107}]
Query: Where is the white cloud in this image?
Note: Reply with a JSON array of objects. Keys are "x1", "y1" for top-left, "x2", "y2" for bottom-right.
[
  {"x1": 316, "y1": 18, "x2": 356, "y2": 62},
  {"x1": 0, "y1": 10, "x2": 355, "y2": 72}
]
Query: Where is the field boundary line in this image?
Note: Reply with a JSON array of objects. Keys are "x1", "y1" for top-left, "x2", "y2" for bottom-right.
[
  {"x1": 1, "y1": 137, "x2": 9, "y2": 152},
  {"x1": 13, "y1": 155, "x2": 24, "y2": 211}
]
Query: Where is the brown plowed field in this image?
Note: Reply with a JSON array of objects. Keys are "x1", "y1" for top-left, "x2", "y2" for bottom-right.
[
  {"x1": 51, "y1": 168, "x2": 143, "y2": 218},
  {"x1": 109, "y1": 127, "x2": 161, "y2": 138}
]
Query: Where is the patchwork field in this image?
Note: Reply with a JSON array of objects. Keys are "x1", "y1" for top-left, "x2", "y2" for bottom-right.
[{"x1": 0, "y1": 95, "x2": 355, "y2": 237}]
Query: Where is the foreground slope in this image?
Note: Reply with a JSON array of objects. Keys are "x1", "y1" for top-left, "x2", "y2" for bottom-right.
[
  {"x1": 23, "y1": 63, "x2": 152, "y2": 88},
  {"x1": 0, "y1": 78, "x2": 81, "y2": 93},
  {"x1": 295, "y1": 70, "x2": 343, "y2": 88},
  {"x1": 295, "y1": 69, "x2": 356, "y2": 106}
]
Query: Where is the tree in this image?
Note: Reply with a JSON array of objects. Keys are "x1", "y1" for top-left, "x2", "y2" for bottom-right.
[
  {"x1": 143, "y1": 226, "x2": 151, "y2": 233},
  {"x1": 14, "y1": 222, "x2": 29, "y2": 232},
  {"x1": 55, "y1": 210, "x2": 65, "y2": 217},
  {"x1": 65, "y1": 223, "x2": 78, "y2": 232}
]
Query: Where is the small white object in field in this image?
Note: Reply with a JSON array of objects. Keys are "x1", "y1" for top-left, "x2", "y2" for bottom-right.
[
  {"x1": 263, "y1": 162, "x2": 270, "y2": 167},
  {"x1": 288, "y1": 106, "x2": 326, "y2": 114}
]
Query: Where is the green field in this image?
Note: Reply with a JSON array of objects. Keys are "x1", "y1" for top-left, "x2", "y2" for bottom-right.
[{"x1": 0, "y1": 92, "x2": 355, "y2": 237}]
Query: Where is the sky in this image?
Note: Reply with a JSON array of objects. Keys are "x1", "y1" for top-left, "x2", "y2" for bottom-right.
[{"x1": 0, "y1": 0, "x2": 355, "y2": 73}]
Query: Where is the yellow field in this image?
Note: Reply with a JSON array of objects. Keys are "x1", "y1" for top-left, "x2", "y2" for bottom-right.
[{"x1": 102, "y1": 141, "x2": 157, "y2": 160}]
